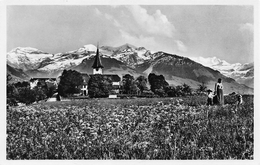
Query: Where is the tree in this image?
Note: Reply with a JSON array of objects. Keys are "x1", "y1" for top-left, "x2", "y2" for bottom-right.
[
  {"x1": 58, "y1": 70, "x2": 83, "y2": 97},
  {"x1": 136, "y1": 75, "x2": 148, "y2": 94},
  {"x1": 88, "y1": 74, "x2": 113, "y2": 98},
  {"x1": 45, "y1": 81, "x2": 57, "y2": 98},
  {"x1": 8, "y1": 80, "x2": 31, "y2": 106},
  {"x1": 166, "y1": 86, "x2": 177, "y2": 97},
  {"x1": 7, "y1": 73, "x2": 12, "y2": 84},
  {"x1": 14, "y1": 81, "x2": 30, "y2": 88},
  {"x1": 175, "y1": 85, "x2": 184, "y2": 97},
  {"x1": 130, "y1": 82, "x2": 140, "y2": 95},
  {"x1": 148, "y1": 73, "x2": 169, "y2": 97},
  {"x1": 7, "y1": 74, "x2": 18, "y2": 106},
  {"x1": 16, "y1": 87, "x2": 36, "y2": 105},
  {"x1": 197, "y1": 82, "x2": 207, "y2": 95},
  {"x1": 122, "y1": 74, "x2": 138, "y2": 94},
  {"x1": 182, "y1": 83, "x2": 192, "y2": 96},
  {"x1": 33, "y1": 86, "x2": 47, "y2": 102},
  {"x1": 155, "y1": 88, "x2": 167, "y2": 97}
]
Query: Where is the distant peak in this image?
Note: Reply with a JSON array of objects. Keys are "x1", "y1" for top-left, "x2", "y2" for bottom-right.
[
  {"x1": 120, "y1": 43, "x2": 137, "y2": 48},
  {"x1": 10, "y1": 47, "x2": 38, "y2": 52},
  {"x1": 136, "y1": 46, "x2": 147, "y2": 50},
  {"x1": 83, "y1": 44, "x2": 96, "y2": 48},
  {"x1": 77, "y1": 44, "x2": 97, "y2": 52},
  {"x1": 9, "y1": 47, "x2": 47, "y2": 54}
]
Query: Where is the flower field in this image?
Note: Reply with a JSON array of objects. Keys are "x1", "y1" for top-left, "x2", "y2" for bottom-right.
[{"x1": 7, "y1": 95, "x2": 254, "y2": 159}]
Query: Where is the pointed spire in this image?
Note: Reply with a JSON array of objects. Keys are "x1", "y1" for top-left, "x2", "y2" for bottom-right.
[{"x1": 92, "y1": 42, "x2": 104, "y2": 69}]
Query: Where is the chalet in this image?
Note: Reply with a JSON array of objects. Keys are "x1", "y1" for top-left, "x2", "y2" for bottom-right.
[{"x1": 80, "y1": 44, "x2": 121, "y2": 96}]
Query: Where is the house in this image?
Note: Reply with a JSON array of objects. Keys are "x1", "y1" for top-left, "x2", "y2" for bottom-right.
[
  {"x1": 80, "y1": 74, "x2": 90, "y2": 96},
  {"x1": 80, "y1": 44, "x2": 121, "y2": 96}
]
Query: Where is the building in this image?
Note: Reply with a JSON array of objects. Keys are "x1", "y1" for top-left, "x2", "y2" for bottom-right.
[
  {"x1": 80, "y1": 73, "x2": 90, "y2": 96},
  {"x1": 80, "y1": 44, "x2": 121, "y2": 96},
  {"x1": 92, "y1": 45, "x2": 104, "y2": 75}
]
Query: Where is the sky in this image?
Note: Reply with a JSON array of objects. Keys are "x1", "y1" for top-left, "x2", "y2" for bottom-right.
[{"x1": 6, "y1": 5, "x2": 254, "y2": 64}]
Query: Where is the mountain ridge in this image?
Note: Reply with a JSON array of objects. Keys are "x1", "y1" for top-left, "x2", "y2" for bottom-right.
[
  {"x1": 191, "y1": 56, "x2": 254, "y2": 88},
  {"x1": 6, "y1": 44, "x2": 254, "y2": 94}
]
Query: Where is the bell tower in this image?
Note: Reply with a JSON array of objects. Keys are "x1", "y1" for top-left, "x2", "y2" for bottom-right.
[{"x1": 92, "y1": 43, "x2": 104, "y2": 74}]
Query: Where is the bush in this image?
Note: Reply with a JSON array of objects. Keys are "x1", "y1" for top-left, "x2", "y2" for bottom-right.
[
  {"x1": 7, "y1": 98, "x2": 17, "y2": 106},
  {"x1": 142, "y1": 90, "x2": 154, "y2": 95},
  {"x1": 154, "y1": 88, "x2": 167, "y2": 97}
]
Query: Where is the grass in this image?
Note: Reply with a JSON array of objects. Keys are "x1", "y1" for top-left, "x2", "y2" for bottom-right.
[{"x1": 6, "y1": 95, "x2": 254, "y2": 159}]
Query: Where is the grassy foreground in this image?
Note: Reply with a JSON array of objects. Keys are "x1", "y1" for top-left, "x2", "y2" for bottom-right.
[{"x1": 7, "y1": 96, "x2": 254, "y2": 159}]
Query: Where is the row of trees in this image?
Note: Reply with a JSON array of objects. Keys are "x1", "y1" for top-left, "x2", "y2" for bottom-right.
[
  {"x1": 7, "y1": 69, "x2": 209, "y2": 105},
  {"x1": 120, "y1": 73, "x2": 208, "y2": 97},
  {"x1": 56, "y1": 70, "x2": 193, "y2": 98},
  {"x1": 7, "y1": 74, "x2": 57, "y2": 105}
]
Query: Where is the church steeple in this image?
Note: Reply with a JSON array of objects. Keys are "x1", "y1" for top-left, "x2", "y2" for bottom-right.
[{"x1": 92, "y1": 43, "x2": 104, "y2": 74}]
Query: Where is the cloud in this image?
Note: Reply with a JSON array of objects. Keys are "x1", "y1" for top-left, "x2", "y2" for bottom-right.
[
  {"x1": 125, "y1": 5, "x2": 175, "y2": 37},
  {"x1": 175, "y1": 40, "x2": 187, "y2": 52},
  {"x1": 95, "y1": 9, "x2": 122, "y2": 28},
  {"x1": 239, "y1": 23, "x2": 253, "y2": 61}
]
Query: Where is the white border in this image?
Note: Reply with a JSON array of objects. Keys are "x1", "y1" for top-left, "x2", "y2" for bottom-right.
[{"x1": 1, "y1": 0, "x2": 259, "y2": 165}]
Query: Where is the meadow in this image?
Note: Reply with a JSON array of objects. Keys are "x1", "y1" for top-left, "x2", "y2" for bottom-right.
[{"x1": 6, "y1": 95, "x2": 254, "y2": 159}]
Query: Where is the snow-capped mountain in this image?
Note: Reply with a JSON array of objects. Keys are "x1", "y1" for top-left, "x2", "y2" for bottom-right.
[
  {"x1": 6, "y1": 44, "x2": 254, "y2": 94},
  {"x1": 7, "y1": 47, "x2": 54, "y2": 71},
  {"x1": 190, "y1": 56, "x2": 254, "y2": 88},
  {"x1": 67, "y1": 44, "x2": 97, "y2": 54},
  {"x1": 7, "y1": 45, "x2": 100, "y2": 73},
  {"x1": 100, "y1": 44, "x2": 152, "y2": 67}
]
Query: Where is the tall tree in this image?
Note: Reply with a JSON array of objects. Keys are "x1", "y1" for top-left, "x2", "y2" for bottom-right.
[
  {"x1": 88, "y1": 74, "x2": 112, "y2": 98},
  {"x1": 136, "y1": 75, "x2": 148, "y2": 94},
  {"x1": 33, "y1": 86, "x2": 47, "y2": 102},
  {"x1": 148, "y1": 73, "x2": 169, "y2": 96},
  {"x1": 58, "y1": 70, "x2": 83, "y2": 97},
  {"x1": 16, "y1": 87, "x2": 36, "y2": 105},
  {"x1": 7, "y1": 74, "x2": 18, "y2": 106},
  {"x1": 122, "y1": 74, "x2": 138, "y2": 94},
  {"x1": 45, "y1": 80, "x2": 57, "y2": 98}
]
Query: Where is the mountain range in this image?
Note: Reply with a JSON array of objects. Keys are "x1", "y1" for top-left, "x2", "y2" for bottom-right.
[
  {"x1": 190, "y1": 57, "x2": 254, "y2": 88},
  {"x1": 7, "y1": 44, "x2": 254, "y2": 94}
]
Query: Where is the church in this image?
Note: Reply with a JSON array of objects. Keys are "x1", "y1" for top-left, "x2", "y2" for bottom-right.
[{"x1": 80, "y1": 45, "x2": 121, "y2": 97}]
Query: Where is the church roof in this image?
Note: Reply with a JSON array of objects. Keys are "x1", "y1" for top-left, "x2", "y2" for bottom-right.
[{"x1": 92, "y1": 46, "x2": 104, "y2": 69}]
